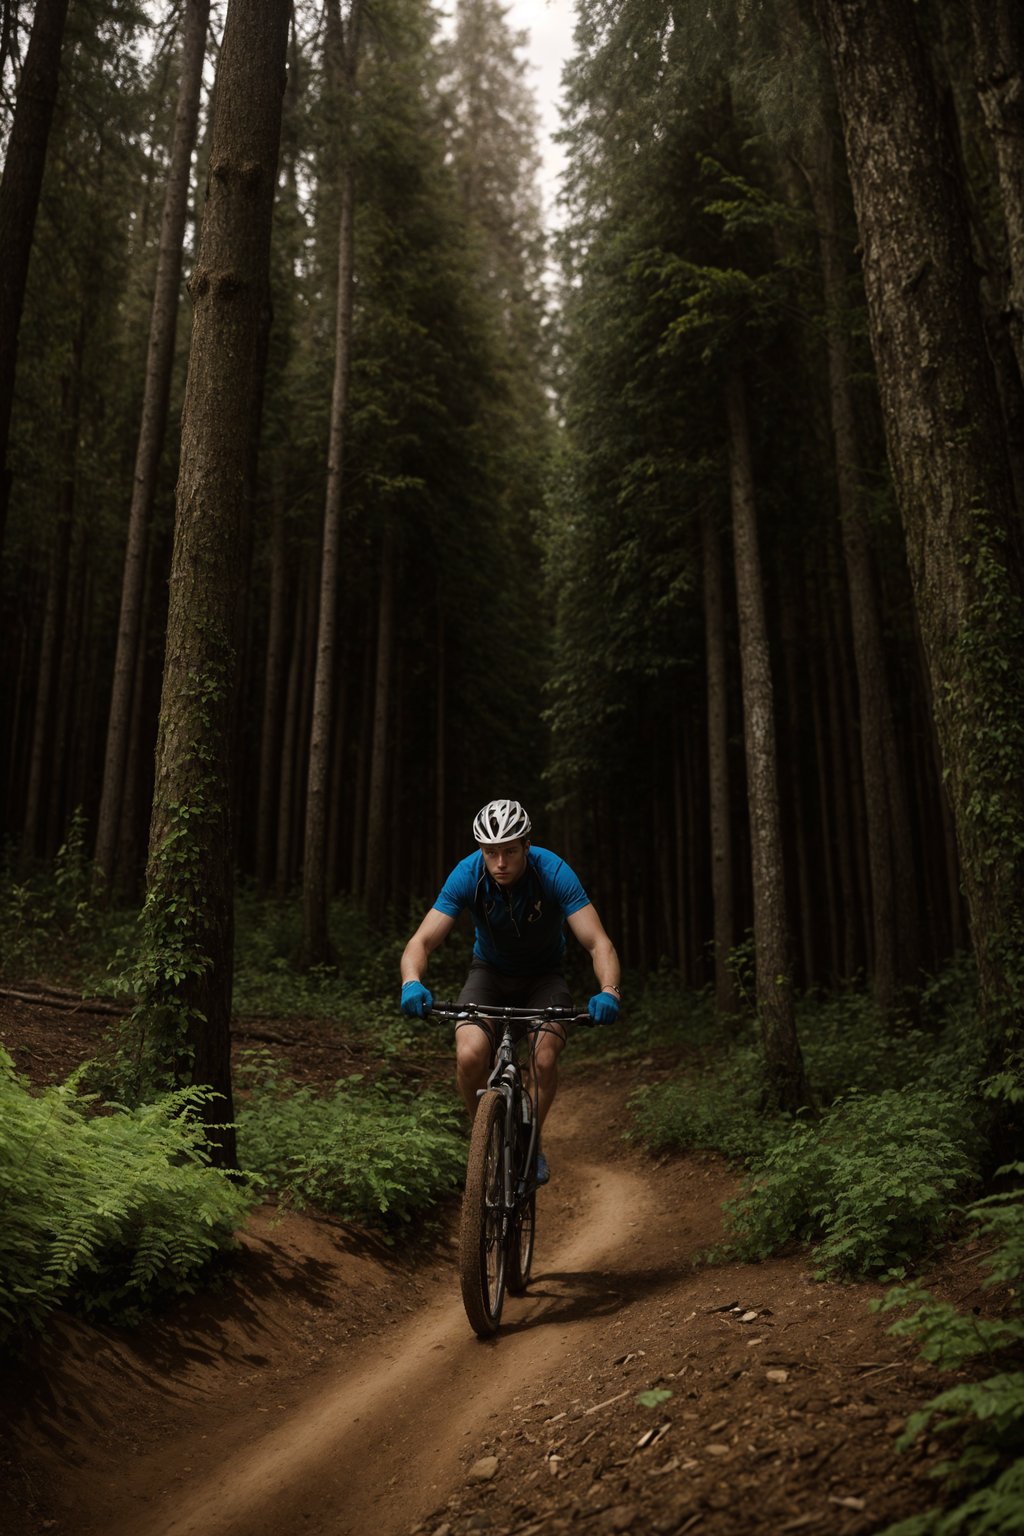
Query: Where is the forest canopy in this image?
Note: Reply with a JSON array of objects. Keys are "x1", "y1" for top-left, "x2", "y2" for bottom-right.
[{"x1": 1, "y1": 1, "x2": 1023, "y2": 1142}]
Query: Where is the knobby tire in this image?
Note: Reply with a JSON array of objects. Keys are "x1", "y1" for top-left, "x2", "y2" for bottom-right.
[
  {"x1": 508, "y1": 1186, "x2": 536, "y2": 1294},
  {"x1": 460, "y1": 1090, "x2": 508, "y2": 1337},
  {"x1": 508, "y1": 1089, "x2": 536, "y2": 1294}
]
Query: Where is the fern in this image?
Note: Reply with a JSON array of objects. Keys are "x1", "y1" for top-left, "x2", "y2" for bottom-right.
[
  {"x1": 0, "y1": 1048, "x2": 253, "y2": 1343},
  {"x1": 723, "y1": 1088, "x2": 980, "y2": 1277},
  {"x1": 879, "y1": 1173, "x2": 1024, "y2": 1535},
  {"x1": 235, "y1": 1054, "x2": 465, "y2": 1226}
]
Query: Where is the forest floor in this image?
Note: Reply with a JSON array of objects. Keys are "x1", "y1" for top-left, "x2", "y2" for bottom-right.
[{"x1": 0, "y1": 990, "x2": 982, "y2": 1536}]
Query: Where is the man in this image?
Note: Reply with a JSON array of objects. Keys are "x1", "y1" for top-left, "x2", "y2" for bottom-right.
[{"x1": 399, "y1": 798, "x2": 621, "y2": 1183}]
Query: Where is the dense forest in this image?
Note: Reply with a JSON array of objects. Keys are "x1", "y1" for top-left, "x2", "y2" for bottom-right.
[
  {"x1": 5, "y1": 0, "x2": 1024, "y2": 1087},
  {"x1": 2, "y1": 1, "x2": 1024, "y2": 1527}
]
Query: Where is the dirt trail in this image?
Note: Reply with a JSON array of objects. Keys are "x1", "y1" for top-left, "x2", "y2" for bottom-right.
[
  {"x1": 2, "y1": 1060, "x2": 961, "y2": 1536},
  {"x1": 134, "y1": 1131, "x2": 652, "y2": 1536}
]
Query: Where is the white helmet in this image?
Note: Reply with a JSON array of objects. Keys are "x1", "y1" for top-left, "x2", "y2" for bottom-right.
[{"x1": 472, "y1": 799, "x2": 532, "y2": 844}]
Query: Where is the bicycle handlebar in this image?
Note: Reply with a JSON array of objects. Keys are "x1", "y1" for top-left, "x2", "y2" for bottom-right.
[{"x1": 427, "y1": 1001, "x2": 598, "y2": 1026}]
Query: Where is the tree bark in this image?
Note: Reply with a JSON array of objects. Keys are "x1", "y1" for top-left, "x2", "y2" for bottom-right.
[
  {"x1": 93, "y1": 0, "x2": 210, "y2": 895},
  {"x1": 701, "y1": 507, "x2": 738, "y2": 1013},
  {"x1": 968, "y1": 0, "x2": 1024, "y2": 390},
  {"x1": 804, "y1": 124, "x2": 916, "y2": 1010},
  {"x1": 256, "y1": 468, "x2": 289, "y2": 890},
  {"x1": 141, "y1": 0, "x2": 289, "y2": 1163},
  {"x1": 815, "y1": 0, "x2": 1024, "y2": 1050},
  {"x1": 726, "y1": 366, "x2": 810, "y2": 1111},
  {"x1": 365, "y1": 529, "x2": 396, "y2": 926},
  {"x1": 0, "y1": 0, "x2": 70, "y2": 554},
  {"x1": 779, "y1": 566, "x2": 815, "y2": 990},
  {"x1": 302, "y1": 0, "x2": 362, "y2": 963},
  {"x1": 809, "y1": 637, "x2": 840, "y2": 983},
  {"x1": 20, "y1": 332, "x2": 81, "y2": 868},
  {"x1": 275, "y1": 557, "x2": 308, "y2": 897}
]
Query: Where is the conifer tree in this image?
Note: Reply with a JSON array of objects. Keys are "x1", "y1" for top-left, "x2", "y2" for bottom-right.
[
  {"x1": 0, "y1": 0, "x2": 70, "y2": 555},
  {"x1": 94, "y1": 0, "x2": 211, "y2": 897},
  {"x1": 814, "y1": 0, "x2": 1024, "y2": 1058},
  {"x1": 301, "y1": 0, "x2": 362, "y2": 965},
  {"x1": 139, "y1": 0, "x2": 290, "y2": 1161}
]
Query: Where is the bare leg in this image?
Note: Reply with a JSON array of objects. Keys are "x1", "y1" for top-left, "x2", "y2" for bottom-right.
[
  {"x1": 455, "y1": 1023, "x2": 493, "y2": 1120},
  {"x1": 532, "y1": 1026, "x2": 567, "y2": 1131}
]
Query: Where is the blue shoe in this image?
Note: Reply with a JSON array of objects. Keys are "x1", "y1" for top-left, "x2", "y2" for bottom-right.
[{"x1": 536, "y1": 1150, "x2": 550, "y2": 1185}]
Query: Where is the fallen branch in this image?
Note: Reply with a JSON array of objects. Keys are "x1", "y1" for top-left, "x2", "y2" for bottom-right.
[{"x1": 0, "y1": 986, "x2": 123, "y2": 1017}]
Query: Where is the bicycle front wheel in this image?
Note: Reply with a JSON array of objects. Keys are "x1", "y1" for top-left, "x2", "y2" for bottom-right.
[
  {"x1": 508, "y1": 1090, "x2": 536, "y2": 1294},
  {"x1": 508, "y1": 1186, "x2": 536, "y2": 1294},
  {"x1": 459, "y1": 1090, "x2": 508, "y2": 1337}
]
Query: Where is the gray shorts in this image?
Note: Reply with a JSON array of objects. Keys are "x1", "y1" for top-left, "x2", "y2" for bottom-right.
[{"x1": 456, "y1": 961, "x2": 572, "y2": 1051}]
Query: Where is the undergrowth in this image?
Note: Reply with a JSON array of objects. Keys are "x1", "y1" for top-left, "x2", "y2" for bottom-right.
[
  {"x1": 877, "y1": 1163, "x2": 1024, "y2": 1535},
  {"x1": 234, "y1": 1048, "x2": 465, "y2": 1226},
  {"x1": 628, "y1": 962, "x2": 987, "y2": 1278},
  {"x1": 0, "y1": 1045, "x2": 252, "y2": 1346},
  {"x1": 626, "y1": 959, "x2": 1024, "y2": 1534},
  {"x1": 230, "y1": 887, "x2": 473, "y2": 1027},
  {"x1": 722, "y1": 1086, "x2": 981, "y2": 1278},
  {"x1": 0, "y1": 813, "x2": 136, "y2": 987}
]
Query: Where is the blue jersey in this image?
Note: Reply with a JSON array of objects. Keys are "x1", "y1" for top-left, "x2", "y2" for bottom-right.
[{"x1": 434, "y1": 846, "x2": 591, "y2": 976}]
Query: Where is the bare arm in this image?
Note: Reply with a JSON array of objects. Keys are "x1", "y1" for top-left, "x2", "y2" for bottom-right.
[
  {"x1": 401, "y1": 907, "x2": 457, "y2": 983},
  {"x1": 567, "y1": 903, "x2": 621, "y2": 996}
]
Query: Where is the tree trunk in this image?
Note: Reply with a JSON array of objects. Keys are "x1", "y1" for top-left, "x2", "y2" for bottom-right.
[
  {"x1": 326, "y1": 651, "x2": 350, "y2": 897},
  {"x1": 302, "y1": 0, "x2": 362, "y2": 964},
  {"x1": 20, "y1": 334, "x2": 81, "y2": 868},
  {"x1": 93, "y1": 0, "x2": 210, "y2": 895},
  {"x1": 365, "y1": 530, "x2": 396, "y2": 926},
  {"x1": 115, "y1": 542, "x2": 155, "y2": 899},
  {"x1": 726, "y1": 366, "x2": 810, "y2": 1111},
  {"x1": 815, "y1": 0, "x2": 1024, "y2": 1051},
  {"x1": 779, "y1": 566, "x2": 815, "y2": 991},
  {"x1": 701, "y1": 507, "x2": 738, "y2": 1013},
  {"x1": 275, "y1": 559, "x2": 308, "y2": 898},
  {"x1": 256, "y1": 468, "x2": 288, "y2": 890},
  {"x1": 804, "y1": 128, "x2": 907, "y2": 1009},
  {"x1": 140, "y1": 0, "x2": 289, "y2": 1164},
  {"x1": 350, "y1": 625, "x2": 374, "y2": 898},
  {"x1": 46, "y1": 480, "x2": 88, "y2": 855},
  {"x1": 968, "y1": 0, "x2": 1024, "y2": 389},
  {"x1": 822, "y1": 569, "x2": 864, "y2": 979},
  {"x1": 809, "y1": 641, "x2": 840, "y2": 983},
  {"x1": 0, "y1": 0, "x2": 70, "y2": 554}
]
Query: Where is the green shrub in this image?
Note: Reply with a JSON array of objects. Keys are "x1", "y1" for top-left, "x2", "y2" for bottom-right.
[
  {"x1": 879, "y1": 1167, "x2": 1024, "y2": 1535},
  {"x1": 0, "y1": 1047, "x2": 252, "y2": 1343},
  {"x1": 724, "y1": 1088, "x2": 981, "y2": 1278},
  {"x1": 230, "y1": 889, "x2": 472, "y2": 1028},
  {"x1": 578, "y1": 965, "x2": 719, "y2": 1060},
  {"x1": 235, "y1": 1051, "x2": 465, "y2": 1225},
  {"x1": 796, "y1": 988, "x2": 978, "y2": 1102},
  {"x1": 0, "y1": 813, "x2": 136, "y2": 985},
  {"x1": 628, "y1": 1037, "x2": 776, "y2": 1163}
]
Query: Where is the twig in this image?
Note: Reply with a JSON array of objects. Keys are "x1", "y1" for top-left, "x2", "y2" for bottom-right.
[{"x1": 584, "y1": 1389, "x2": 631, "y2": 1416}]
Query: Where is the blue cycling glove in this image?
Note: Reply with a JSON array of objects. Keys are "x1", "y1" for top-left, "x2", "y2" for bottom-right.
[
  {"x1": 401, "y1": 980, "x2": 433, "y2": 1018},
  {"x1": 588, "y1": 990, "x2": 620, "y2": 1025}
]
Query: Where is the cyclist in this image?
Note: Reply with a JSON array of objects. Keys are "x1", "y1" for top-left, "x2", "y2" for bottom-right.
[{"x1": 399, "y1": 798, "x2": 621, "y2": 1183}]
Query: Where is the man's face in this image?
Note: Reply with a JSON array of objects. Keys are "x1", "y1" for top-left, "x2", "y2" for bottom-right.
[{"x1": 481, "y1": 839, "x2": 529, "y2": 887}]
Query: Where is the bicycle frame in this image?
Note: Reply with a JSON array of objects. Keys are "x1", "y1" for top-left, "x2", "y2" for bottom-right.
[
  {"x1": 430, "y1": 1001, "x2": 587, "y2": 1335},
  {"x1": 435, "y1": 1002, "x2": 580, "y2": 1187}
]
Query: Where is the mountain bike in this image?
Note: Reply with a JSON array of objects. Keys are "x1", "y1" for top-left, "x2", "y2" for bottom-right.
[{"x1": 428, "y1": 1001, "x2": 591, "y2": 1338}]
